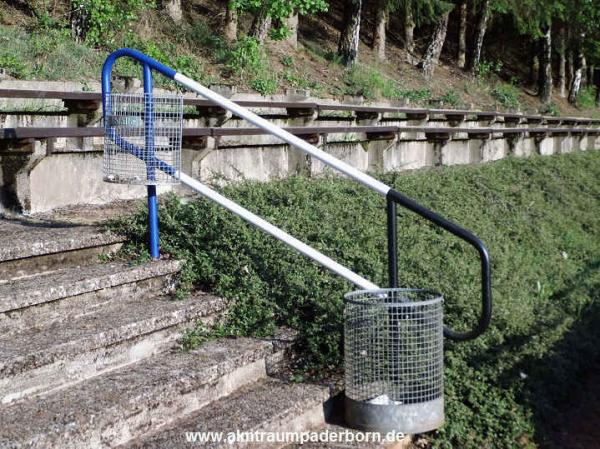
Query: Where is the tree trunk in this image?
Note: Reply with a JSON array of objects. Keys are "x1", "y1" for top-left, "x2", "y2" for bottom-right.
[
  {"x1": 419, "y1": 11, "x2": 450, "y2": 79},
  {"x1": 566, "y1": 26, "x2": 574, "y2": 85},
  {"x1": 568, "y1": 33, "x2": 585, "y2": 104},
  {"x1": 538, "y1": 22, "x2": 552, "y2": 104},
  {"x1": 285, "y1": 13, "x2": 299, "y2": 49},
  {"x1": 557, "y1": 23, "x2": 567, "y2": 97},
  {"x1": 164, "y1": 0, "x2": 183, "y2": 22},
  {"x1": 587, "y1": 64, "x2": 594, "y2": 88},
  {"x1": 338, "y1": 0, "x2": 362, "y2": 67},
  {"x1": 373, "y1": 0, "x2": 387, "y2": 62},
  {"x1": 224, "y1": 1, "x2": 238, "y2": 42},
  {"x1": 70, "y1": 3, "x2": 88, "y2": 42},
  {"x1": 581, "y1": 53, "x2": 587, "y2": 86},
  {"x1": 595, "y1": 68, "x2": 600, "y2": 107},
  {"x1": 249, "y1": 8, "x2": 272, "y2": 43},
  {"x1": 457, "y1": 0, "x2": 467, "y2": 69},
  {"x1": 530, "y1": 40, "x2": 540, "y2": 87},
  {"x1": 469, "y1": 0, "x2": 490, "y2": 73},
  {"x1": 404, "y1": 1, "x2": 415, "y2": 64},
  {"x1": 567, "y1": 51, "x2": 574, "y2": 86}
]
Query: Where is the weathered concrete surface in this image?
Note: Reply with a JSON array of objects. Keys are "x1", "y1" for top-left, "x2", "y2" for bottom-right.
[
  {"x1": 0, "y1": 259, "x2": 180, "y2": 313},
  {"x1": 0, "y1": 218, "x2": 123, "y2": 262},
  {"x1": 383, "y1": 141, "x2": 435, "y2": 171},
  {"x1": 0, "y1": 217, "x2": 125, "y2": 280},
  {"x1": 0, "y1": 260, "x2": 181, "y2": 334},
  {"x1": 0, "y1": 292, "x2": 228, "y2": 403},
  {"x1": 27, "y1": 153, "x2": 170, "y2": 213},
  {"x1": 0, "y1": 338, "x2": 274, "y2": 448},
  {"x1": 198, "y1": 145, "x2": 296, "y2": 184},
  {"x1": 30, "y1": 198, "x2": 144, "y2": 225},
  {"x1": 441, "y1": 139, "x2": 479, "y2": 166},
  {"x1": 120, "y1": 378, "x2": 329, "y2": 449},
  {"x1": 537, "y1": 137, "x2": 554, "y2": 156}
]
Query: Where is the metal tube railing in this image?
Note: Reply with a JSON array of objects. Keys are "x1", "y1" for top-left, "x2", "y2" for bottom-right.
[{"x1": 102, "y1": 48, "x2": 492, "y2": 341}]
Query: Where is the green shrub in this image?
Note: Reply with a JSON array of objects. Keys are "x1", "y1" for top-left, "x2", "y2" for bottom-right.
[
  {"x1": 282, "y1": 69, "x2": 322, "y2": 93},
  {"x1": 226, "y1": 37, "x2": 264, "y2": 76},
  {"x1": 576, "y1": 86, "x2": 597, "y2": 109},
  {"x1": 491, "y1": 83, "x2": 521, "y2": 110},
  {"x1": 540, "y1": 101, "x2": 560, "y2": 117},
  {"x1": 280, "y1": 55, "x2": 294, "y2": 67},
  {"x1": 113, "y1": 152, "x2": 600, "y2": 448},
  {"x1": 223, "y1": 37, "x2": 281, "y2": 94},
  {"x1": 475, "y1": 59, "x2": 503, "y2": 80},
  {"x1": 74, "y1": 0, "x2": 155, "y2": 47},
  {"x1": 440, "y1": 89, "x2": 462, "y2": 108},
  {"x1": 343, "y1": 65, "x2": 415, "y2": 101},
  {"x1": 188, "y1": 20, "x2": 227, "y2": 58},
  {"x1": 250, "y1": 75, "x2": 278, "y2": 95},
  {"x1": 0, "y1": 26, "x2": 104, "y2": 80},
  {"x1": 0, "y1": 54, "x2": 28, "y2": 78}
]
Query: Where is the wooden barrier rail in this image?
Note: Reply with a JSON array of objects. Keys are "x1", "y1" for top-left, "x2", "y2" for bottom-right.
[
  {"x1": 1, "y1": 88, "x2": 599, "y2": 126},
  {"x1": 1, "y1": 126, "x2": 599, "y2": 141}
]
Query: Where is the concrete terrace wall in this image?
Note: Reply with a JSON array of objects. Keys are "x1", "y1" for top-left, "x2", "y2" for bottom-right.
[{"x1": 1, "y1": 80, "x2": 599, "y2": 213}]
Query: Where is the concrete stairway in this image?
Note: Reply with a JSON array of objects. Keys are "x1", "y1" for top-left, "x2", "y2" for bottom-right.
[{"x1": 0, "y1": 216, "x2": 334, "y2": 448}]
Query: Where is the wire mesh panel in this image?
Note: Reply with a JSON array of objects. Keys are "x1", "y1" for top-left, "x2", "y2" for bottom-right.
[
  {"x1": 344, "y1": 289, "x2": 444, "y2": 434},
  {"x1": 104, "y1": 93, "x2": 182, "y2": 185}
]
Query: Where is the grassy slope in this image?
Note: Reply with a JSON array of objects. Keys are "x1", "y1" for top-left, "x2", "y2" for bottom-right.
[
  {"x1": 114, "y1": 150, "x2": 600, "y2": 449},
  {"x1": 0, "y1": 0, "x2": 598, "y2": 117}
]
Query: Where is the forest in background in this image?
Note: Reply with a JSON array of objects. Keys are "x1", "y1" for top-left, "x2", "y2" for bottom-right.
[{"x1": 1, "y1": 0, "x2": 600, "y2": 115}]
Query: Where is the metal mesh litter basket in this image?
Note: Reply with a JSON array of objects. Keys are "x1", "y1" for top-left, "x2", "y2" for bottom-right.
[
  {"x1": 104, "y1": 93, "x2": 183, "y2": 185},
  {"x1": 344, "y1": 289, "x2": 444, "y2": 434}
]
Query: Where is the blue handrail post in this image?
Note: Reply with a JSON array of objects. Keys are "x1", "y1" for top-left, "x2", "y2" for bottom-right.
[{"x1": 143, "y1": 63, "x2": 160, "y2": 259}]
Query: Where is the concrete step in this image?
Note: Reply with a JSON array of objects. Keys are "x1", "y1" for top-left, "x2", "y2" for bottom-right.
[
  {"x1": 0, "y1": 260, "x2": 181, "y2": 333},
  {"x1": 0, "y1": 338, "x2": 276, "y2": 449},
  {"x1": 120, "y1": 378, "x2": 330, "y2": 449},
  {"x1": 0, "y1": 218, "x2": 125, "y2": 281},
  {"x1": 0, "y1": 291, "x2": 228, "y2": 404}
]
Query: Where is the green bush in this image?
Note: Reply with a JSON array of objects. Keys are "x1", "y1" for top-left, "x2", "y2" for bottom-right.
[
  {"x1": 475, "y1": 59, "x2": 503, "y2": 80},
  {"x1": 440, "y1": 89, "x2": 462, "y2": 108},
  {"x1": 223, "y1": 37, "x2": 279, "y2": 94},
  {"x1": 188, "y1": 20, "x2": 228, "y2": 59},
  {"x1": 74, "y1": 0, "x2": 155, "y2": 47},
  {"x1": 226, "y1": 37, "x2": 264, "y2": 76},
  {"x1": 576, "y1": 86, "x2": 597, "y2": 109},
  {"x1": 112, "y1": 152, "x2": 600, "y2": 448},
  {"x1": 280, "y1": 55, "x2": 294, "y2": 67},
  {"x1": 539, "y1": 101, "x2": 560, "y2": 117},
  {"x1": 250, "y1": 75, "x2": 278, "y2": 95},
  {"x1": 342, "y1": 65, "x2": 427, "y2": 101},
  {"x1": 0, "y1": 26, "x2": 104, "y2": 80},
  {"x1": 491, "y1": 83, "x2": 521, "y2": 110},
  {"x1": 0, "y1": 54, "x2": 28, "y2": 78},
  {"x1": 282, "y1": 69, "x2": 322, "y2": 93}
]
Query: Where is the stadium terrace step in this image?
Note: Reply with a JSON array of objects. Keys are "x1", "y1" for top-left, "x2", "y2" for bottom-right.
[
  {"x1": 0, "y1": 260, "x2": 181, "y2": 329},
  {"x1": 0, "y1": 217, "x2": 125, "y2": 281},
  {"x1": 0, "y1": 202, "x2": 352, "y2": 449},
  {"x1": 119, "y1": 377, "x2": 330, "y2": 449},
  {"x1": 0, "y1": 290, "x2": 228, "y2": 404},
  {"x1": 0, "y1": 338, "x2": 275, "y2": 449}
]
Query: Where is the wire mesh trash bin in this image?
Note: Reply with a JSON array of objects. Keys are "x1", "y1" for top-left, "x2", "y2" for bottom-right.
[
  {"x1": 344, "y1": 289, "x2": 444, "y2": 434},
  {"x1": 104, "y1": 93, "x2": 183, "y2": 185}
]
